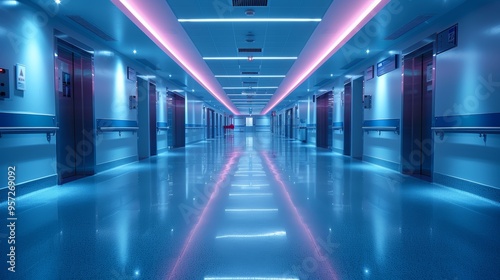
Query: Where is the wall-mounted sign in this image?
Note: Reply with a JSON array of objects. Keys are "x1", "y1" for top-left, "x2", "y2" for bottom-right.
[
  {"x1": 127, "y1": 67, "x2": 136, "y2": 81},
  {"x1": 16, "y1": 64, "x2": 26, "y2": 91},
  {"x1": 365, "y1": 65, "x2": 374, "y2": 81},
  {"x1": 437, "y1": 24, "x2": 458, "y2": 54},
  {"x1": 377, "y1": 55, "x2": 398, "y2": 77}
]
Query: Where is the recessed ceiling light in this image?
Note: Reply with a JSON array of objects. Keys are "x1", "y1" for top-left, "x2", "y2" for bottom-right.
[
  {"x1": 366, "y1": 49, "x2": 370, "y2": 54},
  {"x1": 178, "y1": 18, "x2": 322, "y2": 23},
  {"x1": 2, "y1": 0, "x2": 19, "y2": 6},
  {"x1": 133, "y1": 49, "x2": 137, "y2": 54},
  {"x1": 330, "y1": 74, "x2": 333, "y2": 77},
  {"x1": 55, "y1": 0, "x2": 61, "y2": 4}
]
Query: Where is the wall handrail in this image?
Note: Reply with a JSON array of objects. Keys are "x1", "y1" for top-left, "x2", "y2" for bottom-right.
[
  {"x1": 97, "y1": 126, "x2": 139, "y2": 137},
  {"x1": 96, "y1": 119, "x2": 138, "y2": 137},
  {"x1": 0, "y1": 127, "x2": 59, "y2": 142},
  {"x1": 362, "y1": 126, "x2": 400, "y2": 135},
  {"x1": 362, "y1": 119, "x2": 400, "y2": 135},
  {"x1": 431, "y1": 126, "x2": 500, "y2": 142}
]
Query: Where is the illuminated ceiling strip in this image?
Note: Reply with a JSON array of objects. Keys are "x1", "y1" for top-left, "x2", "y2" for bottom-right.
[
  {"x1": 215, "y1": 75, "x2": 286, "y2": 78},
  {"x1": 228, "y1": 193, "x2": 273, "y2": 196},
  {"x1": 261, "y1": 0, "x2": 388, "y2": 115},
  {"x1": 225, "y1": 208, "x2": 278, "y2": 212},
  {"x1": 216, "y1": 231, "x2": 286, "y2": 239},
  {"x1": 204, "y1": 57, "x2": 297, "y2": 60},
  {"x1": 205, "y1": 277, "x2": 299, "y2": 280},
  {"x1": 228, "y1": 94, "x2": 274, "y2": 97},
  {"x1": 112, "y1": 0, "x2": 239, "y2": 115},
  {"x1": 224, "y1": 87, "x2": 278, "y2": 90},
  {"x1": 179, "y1": 18, "x2": 321, "y2": 23}
]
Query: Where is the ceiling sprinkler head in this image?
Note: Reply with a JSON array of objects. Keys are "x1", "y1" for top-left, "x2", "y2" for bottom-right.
[
  {"x1": 245, "y1": 9, "x2": 255, "y2": 16},
  {"x1": 245, "y1": 32, "x2": 255, "y2": 43}
]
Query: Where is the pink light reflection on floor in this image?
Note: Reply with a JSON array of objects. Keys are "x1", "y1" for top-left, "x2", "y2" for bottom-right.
[
  {"x1": 261, "y1": 152, "x2": 339, "y2": 280},
  {"x1": 166, "y1": 151, "x2": 242, "y2": 280}
]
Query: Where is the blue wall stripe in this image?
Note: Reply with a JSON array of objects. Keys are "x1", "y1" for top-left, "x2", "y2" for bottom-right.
[
  {"x1": 363, "y1": 119, "x2": 400, "y2": 127},
  {"x1": 332, "y1": 122, "x2": 343, "y2": 128},
  {"x1": 0, "y1": 113, "x2": 56, "y2": 127},
  {"x1": 96, "y1": 119, "x2": 137, "y2": 128},
  {"x1": 185, "y1": 124, "x2": 204, "y2": 128},
  {"x1": 434, "y1": 113, "x2": 500, "y2": 127},
  {"x1": 157, "y1": 122, "x2": 169, "y2": 128}
]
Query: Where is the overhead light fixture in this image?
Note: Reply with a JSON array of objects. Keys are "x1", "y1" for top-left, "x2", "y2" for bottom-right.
[
  {"x1": 248, "y1": 56, "x2": 253, "y2": 61},
  {"x1": 261, "y1": 0, "x2": 390, "y2": 115},
  {"x1": 223, "y1": 86, "x2": 278, "y2": 90},
  {"x1": 1, "y1": 0, "x2": 19, "y2": 6},
  {"x1": 178, "y1": 18, "x2": 322, "y2": 23},
  {"x1": 111, "y1": 0, "x2": 240, "y2": 115},
  {"x1": 215, "y1": 231, "x2": 286, "y2": 239},
  {"x1": 55, "y1": 0, "x2": 61, "y2": 4},
  {"x1": 215, "y1": 75, "x2": 285, "y2": 78},
  {"x1": 203, "y1": 57, "x2": 297, "y2": 60},
  {"x1": 133, "y1": 49, "x2": 137, "y2": 54}
]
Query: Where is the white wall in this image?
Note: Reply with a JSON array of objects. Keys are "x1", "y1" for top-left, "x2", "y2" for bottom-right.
[
  {"x1": 433, "y1": 1, "x2": 500, "y2": 188},
  {"x1": 0, "y1": 2, "x2": 58, "y2": 185},
  {"x1": 362, "y1": 59, "x2": 402, "y2": 168},
  {"x1": 0, "y1": 1, "x2": 170, "y2": 189},
  {"x1": 185, "y1": 94, "x2": 205, "y2": 144}
]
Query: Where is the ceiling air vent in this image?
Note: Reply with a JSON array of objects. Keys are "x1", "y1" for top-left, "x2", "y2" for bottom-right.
[
  {"x1": 67, "y1": 15, "x2": 115, "y2": 41},
  {"x1": 233, "y1": 0, "x2": 268, "y2": 7},
  {"x1": 238, "y1": 48, "x2": 262, "y2": 53},
  {"x1": 242, "y1": 81, "x2": 258, "y2": 85},
  {"x1": 385, "y1": 15, "x2": 434, "y2": 40}
]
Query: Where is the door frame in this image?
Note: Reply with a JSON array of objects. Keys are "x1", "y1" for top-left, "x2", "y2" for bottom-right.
[
  {"x1": 54, "y1": 37, "x2": 96, "y2": 185},
  {"x1": 401, "y1": 41, "x2": 436, "y2": 180}
]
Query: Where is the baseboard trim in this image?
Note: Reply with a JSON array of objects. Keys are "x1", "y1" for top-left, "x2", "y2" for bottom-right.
[
  {"x1": 332, "y1": 147, "x2": 344, "y2": 154},
  {"x1": 95, "y1": 156, "x2": 138, "y2": 173},
  {"x1": 433, "y1": 173, "x2": 500, "y2": 202},
  {"x1": 157, "y1": 147, "x2": 169, "y2": 154},
  {"x1": 363, "y1": 155, "x2": 400, "y2": 172},
  {"x1": 0, "y1": 175, "x2": 57, "y2": 202}
]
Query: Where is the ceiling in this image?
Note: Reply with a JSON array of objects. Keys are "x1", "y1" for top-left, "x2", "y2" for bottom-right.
[{"x1": 27, "y1": 0, "x2": 479, "y2": 115}]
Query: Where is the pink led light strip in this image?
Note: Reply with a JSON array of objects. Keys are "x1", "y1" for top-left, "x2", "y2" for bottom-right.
[
  {"x1": 261, "y1": 0, "x2": 390, "y2": 115},
  {"x1": 111, "y1": 0, "x2": 240, "y2": 115}
]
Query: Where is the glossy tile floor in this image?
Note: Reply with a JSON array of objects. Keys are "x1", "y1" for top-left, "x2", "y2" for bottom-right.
[{"x1": 1, "y1": 132, "x2": 499, "y2": 280}]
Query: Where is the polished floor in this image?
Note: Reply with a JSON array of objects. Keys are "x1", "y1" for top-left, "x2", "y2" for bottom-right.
[{"x1": 1, "y1": 132, "x2": 499, "y2": 280}]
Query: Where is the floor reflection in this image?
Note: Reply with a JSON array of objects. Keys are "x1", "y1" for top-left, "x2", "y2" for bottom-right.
[{"x1": 1, "y1": 132, "x2": 499, "y2": 280}]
